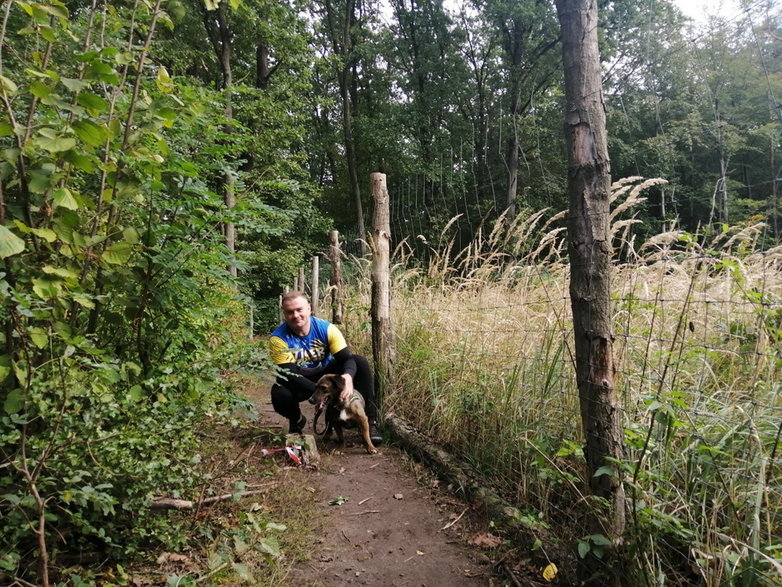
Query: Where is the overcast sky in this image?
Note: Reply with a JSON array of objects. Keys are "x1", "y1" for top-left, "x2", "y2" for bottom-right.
[{"x1": 673, "y1": 0, "x2": 744, "y2": 24}]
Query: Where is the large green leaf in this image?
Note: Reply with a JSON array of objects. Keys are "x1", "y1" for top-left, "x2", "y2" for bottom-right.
[
  {"x1": 63, "y1": 150, "x2": 95, "y2": 172},
  {"x1": 73, "y1": 119, "x2": 107, "y2": 147},
  {"x1": 156, "y1": 67, "x2": 174, "y2": 93},
  {"x1": 36, "y1": 128, "x2": 76, "y2": 153},
  {"x1": 0, "y1": 121, "x2": 14, "y2": 137},
  {"x1": 61, "y1": 77, "x2": 89, "y2": 92},
  {"x1": 52, "y1": 187, "x2": 79, "y2": 210},
  {"x1": 0, "y1": 75, "x2": 18, "y2": 94},
  {"x1": 32, "y1": 276, "x2": 63, "y2": 299},
  {"x1": 103, "y1": 241, "x2": 133, "y2": 265},
  {"x1": 0, "y1": 225, "x2": 25, "y2": 258},
  {"x1": 29, "y1": 327, "x2": 49, "y2": 349},
  {"x1": 76, "y1": 92, "x2": 109, "y2": 115},
  {"x1": 42, "y1": 264, "x2": 78, "y2": 279},
  {"x1": 3, "y1": 388, "x2": 23, "y2": 414}
]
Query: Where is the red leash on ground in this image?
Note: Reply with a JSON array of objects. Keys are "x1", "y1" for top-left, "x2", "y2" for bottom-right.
[{"x1": 260, "y1": 445, "x2": 302, "y2": 465}]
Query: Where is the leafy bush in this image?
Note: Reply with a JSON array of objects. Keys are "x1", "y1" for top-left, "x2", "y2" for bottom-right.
[{"x1": 0, "y1": 1, "x2": 275, "y2": 583}]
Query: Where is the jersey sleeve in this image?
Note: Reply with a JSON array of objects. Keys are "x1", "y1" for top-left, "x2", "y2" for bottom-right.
[
  {"x1": 268, "y1": 335, "x2": 294, "y2": 365},
  {"x1": 326, "y1": 324, "x2": 348, "y2": 355}
]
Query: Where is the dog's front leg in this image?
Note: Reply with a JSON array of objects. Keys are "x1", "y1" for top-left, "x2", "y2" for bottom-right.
[{"x1": 357, "y1": 417, "x2": 378, "y2": 454}]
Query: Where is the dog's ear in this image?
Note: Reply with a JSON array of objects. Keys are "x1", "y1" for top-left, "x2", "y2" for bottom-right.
[{"x1": 333, "y1": 375, "x2": 345, "y2": 390}]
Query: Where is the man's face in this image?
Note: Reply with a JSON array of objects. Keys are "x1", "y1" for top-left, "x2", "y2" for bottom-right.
[{"x1": 282, "y1": 296, "x2": 311, "y2": 335}]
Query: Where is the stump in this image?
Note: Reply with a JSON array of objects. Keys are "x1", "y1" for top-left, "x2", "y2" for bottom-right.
[{"x1": 286, "y1": 433, "x2": 320, "y2": 469}]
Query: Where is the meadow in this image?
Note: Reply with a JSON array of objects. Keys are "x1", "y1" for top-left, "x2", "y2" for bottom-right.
[{"x1": 342, "y1": 178, "x2": 782, "y2": 585}]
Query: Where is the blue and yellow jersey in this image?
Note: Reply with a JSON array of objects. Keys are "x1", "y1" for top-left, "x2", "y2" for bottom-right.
[{"x1": 268, "y1": 316, "x2": 348, "y2": 377}]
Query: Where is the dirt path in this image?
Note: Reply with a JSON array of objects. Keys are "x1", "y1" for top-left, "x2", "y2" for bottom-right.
[{"x1": 255, "y1": 392, "x2": 494, "y2": 586}]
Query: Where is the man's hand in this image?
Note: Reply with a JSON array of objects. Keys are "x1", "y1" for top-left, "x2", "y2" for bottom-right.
[{"x1": 340, "y1": 373, "x2": 354, "y2": 401}]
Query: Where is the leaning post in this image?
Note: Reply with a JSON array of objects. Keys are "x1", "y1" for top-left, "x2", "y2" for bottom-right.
[
  {"x1": 329, "y1": 230, "x2": 344, "y2": 324},
  {"x1": 369, "y1": 172, "x2": 395, "y2": 413}
]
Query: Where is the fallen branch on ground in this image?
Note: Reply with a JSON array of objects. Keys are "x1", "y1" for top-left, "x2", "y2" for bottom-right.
[{"x1": 151, "y1": 485, "x2": 276, "y2": 510}]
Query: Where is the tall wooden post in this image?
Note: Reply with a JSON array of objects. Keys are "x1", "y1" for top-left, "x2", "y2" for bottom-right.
[
  {"x1": 370, "y1": 173, "x2": 394, "y2": 412},
  {"x1": 311, "y1": 256, "x2": 320, "y2": 316},
  {"x1": 297, "y1": 266, "x2": 305, "y2": 296},
  {"x1": 329, "y1": 230, "x2": 344, "y2": 324},
  {"x1": 555, "y1": 0, "x2": 626, "y2": 568}
]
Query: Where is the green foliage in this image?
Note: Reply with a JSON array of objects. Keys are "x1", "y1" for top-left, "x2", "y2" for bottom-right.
[{"x1": 0, "y1": 0, "x2": 289, "y2": 582}]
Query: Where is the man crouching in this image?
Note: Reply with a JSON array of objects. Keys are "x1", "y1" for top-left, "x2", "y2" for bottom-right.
[{"x1": 267, "y1": 291, "x2": 382, "y2": 447}]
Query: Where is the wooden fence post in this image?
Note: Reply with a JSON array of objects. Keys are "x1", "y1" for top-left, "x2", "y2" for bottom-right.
[
  {"x1": 329, "y1": 230, "x2": 344, "y2": 324},
  {"x1": 556, "y1": 0, "x2": 626, "y2": 580},
  {"x1": 297, "y1": 266, "x2": 305, "y2": 295},
  {"x1": 369, "y1": 172, "x2": 394, "y2": 413},
  {"x1": 311, "y1": 255, "x2": 320, "y2": 316}
]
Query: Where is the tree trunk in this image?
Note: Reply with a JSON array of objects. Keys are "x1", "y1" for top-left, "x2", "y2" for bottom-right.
[
  {"x1": 341, "y1": 71, "x2": 366, "y2": 255},
  {"x1": 323, "y1": 0, "x2": 367, "y2": 257},
  {"x1": 503, "y1": 17, "x2": 525, "y2": 221},
  {"x1": 203, "y1": 2, "x2": 236, "y2": 276},
  {"x1": 555, "y1": 0, "x2": 626, "y2": 581}
]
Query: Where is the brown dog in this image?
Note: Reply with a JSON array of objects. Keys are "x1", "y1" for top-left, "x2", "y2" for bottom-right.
[{"x1": 309, "y1": 374, "x2": 378, "y2": 454}]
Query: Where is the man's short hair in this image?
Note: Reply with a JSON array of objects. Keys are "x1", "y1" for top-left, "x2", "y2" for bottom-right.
[{"x1": 281, "y1": 290, "x2": 309, "y2": 306}]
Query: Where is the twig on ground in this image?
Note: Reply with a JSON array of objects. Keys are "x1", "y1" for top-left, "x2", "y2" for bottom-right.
[
  {"x1": 358, "y1": 497, "x2": 372, "y2": 505},
  {"x1": 196, "y1": 562, "x2": 229, "y2": 584},
  {"x1": 440, "y1": 507, "x2": 468, "y2": 531},
  {"x1": 500, "y1": 563, "x2": 523, "y2": 587},
  {"x1": 151, "y1": 488, "x2": 271, "y2": 510}
]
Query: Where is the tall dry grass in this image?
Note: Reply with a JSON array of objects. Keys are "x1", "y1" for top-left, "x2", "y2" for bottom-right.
[{"x1": 340, "y1": 178, "x2": 782, "y2": 585}]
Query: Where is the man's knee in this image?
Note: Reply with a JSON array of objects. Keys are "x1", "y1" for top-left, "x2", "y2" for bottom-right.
[
  {"x1": 353, "y1": 355, "x2": 371, "y2": 376},
  {"x1": 271, "y1": 384, "x2": 294, "y2": 413}
]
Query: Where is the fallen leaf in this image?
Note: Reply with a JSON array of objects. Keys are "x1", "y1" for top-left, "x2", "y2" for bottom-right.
[
  {"x1": 156, "y1": 552, "x2": 190, "y2": 565},
  {"x1": 543, "y1": 562, "x2": 558, "y2": 582},
  {"x1": 393, "y1": 493, "x2": 403, "y2": 500},
  {"x1": 468, "y1": 532, "x2": 502, "y2": 549},
  {"x1": 416, "y1": 550, "x2": 425, "y2": 555},
  {"x1": 329, "y1": 496, "x2": 349, "y2": 506}
]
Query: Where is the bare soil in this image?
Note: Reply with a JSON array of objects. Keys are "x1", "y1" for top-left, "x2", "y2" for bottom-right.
[{"x1": 250, "y1": 385, "x2": 498, "y2": 587}]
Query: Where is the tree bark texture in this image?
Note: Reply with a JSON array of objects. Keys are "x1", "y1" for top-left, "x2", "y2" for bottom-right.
[
  {"x1": 555, "y1": 0, "x2": 626, "y2": 539},
  {"x1": 370, "y1": 173, "x2": 394, "y2": 412}
]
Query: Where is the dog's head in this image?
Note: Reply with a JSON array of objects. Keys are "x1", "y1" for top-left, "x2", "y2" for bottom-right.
[{"x1": 308, "y1": 373, "x2": 344, "y2": 410}]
